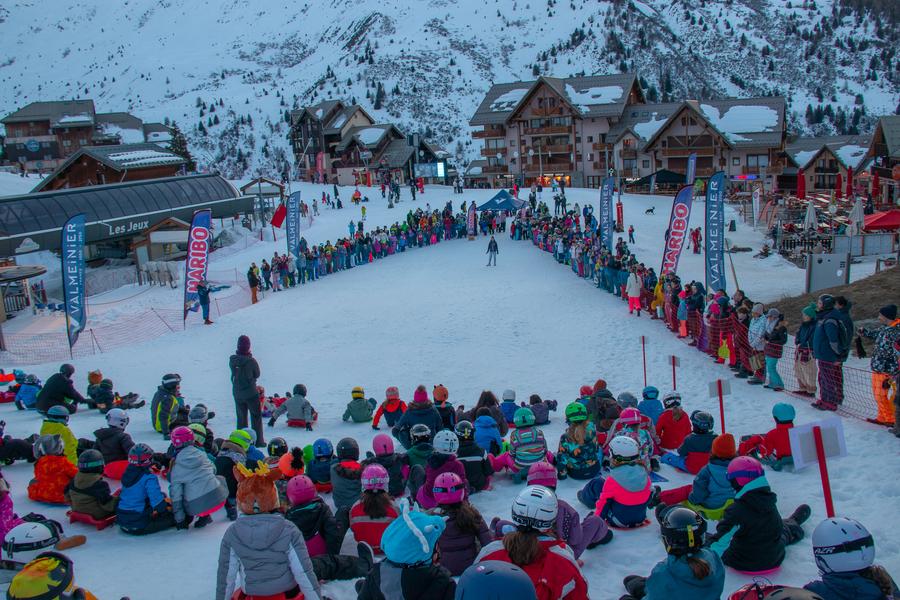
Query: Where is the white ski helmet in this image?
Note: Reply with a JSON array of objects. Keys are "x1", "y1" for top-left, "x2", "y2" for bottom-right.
[
  {"x1": 105, "y1": 408, "x2": 129, "y2": 429},
  {"x1": 609, "y1": 435, "x2": 640, "y2": 464},
  {"x1": 511, "y1": 485, "x2": 558, "y2": 530},
  {"x1": 2, "y1": 520, "x2": 63, "y2": 564},
  {"x1": 811, "y1": 517, "x2": 875, "y2": 574},
  {"x1": 432, "y1": 430, "x2": 459, "y2": 455}
]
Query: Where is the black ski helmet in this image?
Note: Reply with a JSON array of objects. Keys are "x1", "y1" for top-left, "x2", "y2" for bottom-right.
[
  {"x1": 267, "y1": 437, "x2": 288, "y2": 458},
  {"x1": 455, "y1": 420, "x2": 475, "y2": 441},
  {"x1": 76, "y1": 449, "x2": 105, "y2": 474},
  {"x1": 690, "y1": 410, "x2": 714, "y2": 434},
  {"x1": 660, "y1": 507, "x2": 706, "y2": 555},
  {"x1": 336, "y1": 437, "x2": 359, "y2": 461},
  {"x1": 410, "y1": 423, "x2": 432, "y2": 445}
]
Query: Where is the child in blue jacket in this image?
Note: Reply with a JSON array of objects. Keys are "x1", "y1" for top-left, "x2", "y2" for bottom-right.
[
  {"x1": 14, "y1": 375, "x2": 41, "y2": 410},
  {"x1": 116, "y1": 443, "x2": 176, "y2": 535},
  {"x1": 473, "y1": 409, "x2": 502, "y2": 455},
  {"x1": 499, "y1": 389, "x2": 518, "y2": 425},
  {"x1": 637, "y1": 386, "x2": 663, "y2": 424}
]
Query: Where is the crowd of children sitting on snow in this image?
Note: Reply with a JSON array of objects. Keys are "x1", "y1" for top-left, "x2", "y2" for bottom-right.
[{"x1": 0, "y1": 362, "x2": 897, "y2": 600}]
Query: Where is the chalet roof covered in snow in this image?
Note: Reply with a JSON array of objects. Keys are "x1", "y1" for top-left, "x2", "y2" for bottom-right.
[
  {"x1": 95, "y1": 112, "x2": 146, "y2": 144},
  {"x1": 323, "y1": 104, "x2": 373, "y2": 135},
  {"x1": 607, "y1": 102, "x2": 681, "y2": 144},
  {"x1": 469, "y1": 74, "x2": 638, "y2": 125},
  {"x1": 872, "y1": 115, "x2": 900, "y2": 159},
  {"x1": 1, "y1": 99, "x2": 97, "y2": 125},
  {"x1": 378, "y1": 138, "x2": 415, "y2": 168},
  {"x1": 786, "y1": 135, "x2": 872, "y2": 170},
  {"x1": 302, "y1": 100, "x2": 343, "y2": 123},
  {"x1": 336, "y1": 124, "x2": 397, "y2": 152},
  {"x1": 143, "y1": 122, "x2": 173, "y2": 144}
]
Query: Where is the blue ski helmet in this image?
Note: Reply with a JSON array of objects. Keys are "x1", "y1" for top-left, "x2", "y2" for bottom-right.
[
  {"x1": 642, "y1": 386, "x2": 660, "y2": 401},
  {"x1": 312, "y1": 438, "x2": 333, "y2": 458},
  {"x1": 772, "y1": 402, "x2": 796, "y2": 423},
  {"x1": 455, "y1": 561, "x2": 537, "y2": 600}
]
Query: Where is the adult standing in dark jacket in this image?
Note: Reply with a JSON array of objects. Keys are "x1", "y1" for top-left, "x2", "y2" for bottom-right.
[
  {"x1": 812, "y1": 295, "x2": 847, "y2": 411},
  {"x1": 392, "y1": 385, "x2": 443, "y2": 449},
  {"x1": 247, "y1": 264, "x2": 260, "y2": 305},
  {"x1": 486, "y1": 235, "x2": 498, "y2": 266},
  {"x1": 230, "y1": 335, "x2": 263, "y2": 446},
  {"x1": 35, "y1": 364, "x2": 84, "y2": 415}
]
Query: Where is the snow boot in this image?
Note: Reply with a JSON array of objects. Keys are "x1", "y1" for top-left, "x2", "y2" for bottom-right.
[
  {"x1": 786, "y1": 503, "x2": 811, "y2": 526},
  {"x1": 357, "y1": 542, "x2": 375, "y2": 573},
  {"x1": 194, "y1": 515, "x2": 213, "y2": 528},
  {"x1": 226, "y1": 500, "x2": 237, "y2": 521},
  {"x1": 55, "y1": 535, "x2": 87, "y2": 551}
]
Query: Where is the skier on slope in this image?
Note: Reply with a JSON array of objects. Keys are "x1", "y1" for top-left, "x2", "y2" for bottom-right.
[{"x1": 486, "y1": 235, "x2": 499, "y2": 267}]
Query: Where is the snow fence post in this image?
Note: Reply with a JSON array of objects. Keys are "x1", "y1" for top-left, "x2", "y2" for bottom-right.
[
  {"x1": 788, "y1": 418, "x2": 846, "y2": 518},
  {"x1": 640, "y1": 336, "x2": 647, "y2": 387},
  {"x1": 670, "y1": 355, "x2": 680, "y2": 390},
  {"x1": 708, "y1": 379, "x2": 731, "y2": 434}
]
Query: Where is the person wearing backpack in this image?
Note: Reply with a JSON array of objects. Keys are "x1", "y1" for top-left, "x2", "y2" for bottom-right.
[{"x1": 812, "y1": 295, "x2": 850, "y2": 411}]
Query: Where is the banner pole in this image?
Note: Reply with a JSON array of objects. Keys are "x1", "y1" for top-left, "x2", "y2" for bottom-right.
[
  {"x1": 641, "y1": 336, "x2": 647, "y2": 387},
  {"x1": 717, "y1": 379, "x2": 725, "y2": 433},
  {"x1": 725, "y1": 239, "x2": 740, "y2": 293},
  {"x1": 813, "y1": 426, "x2": 835, "y2": 517},
  {"x1": 671, "y1": 356, "x2": 677, "y2": 390}
]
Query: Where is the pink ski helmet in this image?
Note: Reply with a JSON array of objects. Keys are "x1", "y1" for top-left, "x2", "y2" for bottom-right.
[
  {"x1": 618, "y1": 407, "x2": 643, "y2": 426},
  {"x1": 372, "y1": 433, "x2": 394, "y2": 457},
  {"x1": 726, "y1": 456, "x2": 764, "y2": 487},
  {"x1": 170, "y1": 426, "x2": 195, "y2": 449},
  {"x1": 361, "y1": 464, "x2": 389, "y2": 492},
  {"x1": 526, "y1": 461, "x2": 558, "y2": 488},
  {"x1": 286, "y1": 475, "x2": 316, "y2": 506},
  {"x1": 433, "y1": 472, "x2": 466, "y2": 505}
]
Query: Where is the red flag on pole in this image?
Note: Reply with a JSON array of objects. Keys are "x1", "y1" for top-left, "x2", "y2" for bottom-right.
[{"x1": 270, "y1": 203, "x2": 287, "y2": 228}]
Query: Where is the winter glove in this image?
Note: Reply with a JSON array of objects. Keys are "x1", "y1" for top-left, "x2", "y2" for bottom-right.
[
  {"x1": 306, "y1": 422, "x2": 313, "y2": 431},
  {"x1": 267, "y1": 418, "x2": 275, "y2": 428}
]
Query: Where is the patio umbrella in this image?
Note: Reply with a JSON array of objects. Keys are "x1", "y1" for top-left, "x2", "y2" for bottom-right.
[
  {"x1": 846, "y1": 166, "x2": 853, "y2": 198},
  {"x1": 835, "y1": 172, "x2": 843, "y2": 199},
  {"x1": 803, "y1": 200, "x2": 818, "y2": 231},
  {"x1": 797, "y1": 169, "x2": 806, "y2": 200},
  {"x1": 848, "y1": 197, "x2": 865, "y2": 234}
]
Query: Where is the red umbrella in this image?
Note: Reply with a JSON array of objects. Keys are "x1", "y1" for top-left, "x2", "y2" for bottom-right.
[
  {"x1": 797, "y1": 169, "x2": 806, "y2": 200},
  {"x1": 872, "y1": 169, "x2": 880, "y2": 200},
  {"x1": 846, "y1": 166, "x2": 853, "y2": 197},
  {"x1": 863, "y1": 209, "x2": 900, "y2": 231},
  {"x1": 835, "y1": 172, "x2": 843, "y2": 199}
]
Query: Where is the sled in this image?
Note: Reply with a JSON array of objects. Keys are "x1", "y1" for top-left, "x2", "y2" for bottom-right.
[
  {"x1": 232, "y1": 589, "x2": 303, "y2": 600},
  {"x1": 67, "y1": 511, "x2": 116, "y2": 530},
  {"x1": 608, "y1": 518, "x2": 651, "y2": 530},
  {"x1": 197, "y1": 500, "x2": 226, "y2": 518},
  {"x1": 732, "y1": 566, "x2": 780, "y2": 577},
  {"x1": 0, "y1": 391, "x2": 16, "y2": 404},
  {"x1": 649, "y1": 472, "x2": 669, "y2": 483},
  {"x1": 104, "y1": 460, "x2": 128, "y2": 481}
]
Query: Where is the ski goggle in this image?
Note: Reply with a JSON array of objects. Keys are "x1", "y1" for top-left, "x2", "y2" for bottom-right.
[{"x1": 813, "y1": 534, "x2": 874, "y2": 557}]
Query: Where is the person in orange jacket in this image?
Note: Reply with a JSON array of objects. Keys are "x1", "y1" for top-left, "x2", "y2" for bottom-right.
[
  {"x1": 27, "y1": 435, "x2": 77, "y2": 505},
  {"x1": 372, "y1": 386, "x2": 407, "y2": 430}
]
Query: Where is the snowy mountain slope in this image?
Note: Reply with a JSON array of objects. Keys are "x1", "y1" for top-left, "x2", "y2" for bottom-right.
[{"x1": 0, "y1": 0, "x2": 896, "y2": 177}]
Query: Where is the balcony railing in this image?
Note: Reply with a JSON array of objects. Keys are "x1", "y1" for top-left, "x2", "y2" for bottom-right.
[
  {"x1": 592, "y1": 143, "x2": 613, "y2": 151},
  {"x1": 523, "y1": 126, "x2": 570, "y2": 135},
  {"x1": 527, "y1": 144, "x2": 572, "y2": 154},
  {"x1": 472, "y1": 128, "x2": 505, "y2": 139},
  {"x1": 482, "y1": 165, "x2": 509, "y2": 173},
  {"x1": 524, "y1": 161, "x2": 574, "y2": 173},
  {"x1": 481, "y1": 147, "x2": 508, "y2": 157},
  {"x1": 529, "y1": 106, "x2": 566, "y2": 117},
  {"x1": 661, "y1": 147, "x2": 715, "y2": 157}
]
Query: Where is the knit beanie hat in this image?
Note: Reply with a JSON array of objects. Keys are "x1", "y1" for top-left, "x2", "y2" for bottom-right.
[
  {"x1": 351, "y1": 386, "x2": 365, "y2": 400},
  {"x1": 802, "y1": 303, "x2": 817, "y2": 319},
  {"x1": 579, "y1": 385, "x2": 593, "y2": 397},
  {"x1": 413, "y1": 386, "x2": 429, "y2": 403},
  {"x1": 229, "y1": 429, "x2": 252, "y2": 451},
  {"x1": 236, "y1": 335, "x2": 251, "y2": 356},
  {"x1": 385, "y1": 386, "x2": 400, "y2": 401},
  {"x1": 433, "y1": 384, "x2": 449, "y2": 403},
  {"x1": 711, "y1": 433, "x2": 736, "y2": 459},
  {"x1": 502, "y1": 389, "x2": 516, "y2": 402},
  {"x1": 381, "y1": 501, "x2": 445, "y2": 565},
  {"x1": 880, "y1": 304, "x2": 897, "y2": 320}
]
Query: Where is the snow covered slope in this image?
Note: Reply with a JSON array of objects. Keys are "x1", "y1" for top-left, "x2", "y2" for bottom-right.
[{"x1": 1, "y1": 0, "x2": 896, "y2": 176}]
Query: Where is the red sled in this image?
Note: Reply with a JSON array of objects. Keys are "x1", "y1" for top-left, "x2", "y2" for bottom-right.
[
  {"x1": 287, "y1": 412, "x2": 318, "y2": 428},
  {"x1": 313, "y1": 482, "x2": 332, "y2": 493},
  {"x1": 0, "y1": 391, "x2": 16, "y2": 403},
  {"x1": 67, "y1": 510, "x2": 116, "y2": 530},
  {"x1": 732, "y1": 566, "x2": 780, "y2": 577},
  {"x1": 104, "y1": 460, "x2": 128, "y2": 481}
]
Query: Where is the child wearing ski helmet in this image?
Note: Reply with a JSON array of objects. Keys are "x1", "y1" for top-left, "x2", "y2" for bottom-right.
[
  {"x1": 350, "y1": 464, "x2": 399, "y2": 553},
  {"x1": 556, "y1": 402, "x2": 600, "y2": 480},
  {"x1": 433, "y1": 384, "x2": 456, "y2": 431},
  {"x1": 805, "y1": 517, "x2": 899, "y2": 600},
  {"x1": 737, "y1": 402, "x2": 796, "y2": 469},
  {"x1": 473, "y1": 408, "x2": 503, "y2": 456},
  {"x1": 93, "y1": 408, "x2": 134, "y2": 481},
  {"x1": 637, "y1": 386, "x2": 664, "y2": 424},
  {"x1": 707, "y1": 456, "x2": 810, "y2": 572},
  {"x1": 579, "y1": 435, "x2": 652, "y2": 528},
  {"x1": 655, "y1": 392, "x2": 692, "y2": 450},
  {"x1": 117, "y1": 443, "x2": 176, "y2": 535},
  {"x1": 331, "y1": 437, "x2": 363, "y2": 512},
  {"x1": 189, "y1": 403, "x2": 217, "y2": 454},
  {"x1": 491, "y1": 408, "x2": 548, "y2": 482},
  {"x1": 432, "y1": 472, "x2": 492, "y2": 575},
  {"x1": 215, "y1": 462, "x2": 321, "y2": 600},
  {"x1": 500, "y1": 389, "x2": 518, "y2": 426},
  {"x1": 13, "y1": 373, "x2": 41, "y2": 411},
  {"x1": 215, "y1": 430, "x2": 252, "y2": 521},
  {"x1": 151, "y1": 373, "x2": 183, "y2": 438},
  {"x1": 494, "y1": 462, "x2": 612, "y2": 559},
  {"x1": 454, "y1": 420, "x2": 493, "y2": 493},
  {"x1": 372, "y1": 386, "x2": 407, "y2": 430},
  {"x1": 618, "y1": 507, "x2": 725, "y2": 600},
  {"x1": 88, "y1": 377, "x2": 144, "y2": 413},
  {"x1": 527, "y1": 394, "x2": 558, "y2": 426},
  {"x1": 39, "y1": 405, "x2": 77, "y2": 465},
  {"x1": 606, "y1": 407, "x2": 658, "y2": 472},
  {"x1": 64, "y1": 449, "x2": 117, "y2": 520},
  {"x1": 406, "y1": 424, "x2": 435, "y2": 468},
  {"x1": 660, "y1": 410, "x2": 716, "y2": 474},
  {"x1": 343, "y1": 386, "x2": 377, "y2": 423},
  {"x1": 266, "y1": 437, "x2": 289, "y2": 466},
  {"x1": 456, "y1": 561, "x2": 538, "y2": 600},
  {"x1": 7, "y1": 552, "x2": 98, "y2": 600},
  {"x1": 27, "y1": 434, "x2": 77, "y2": 504},
  {"x1": 284, "y1": 474, "x2": 342, "y2": 557},
  {"x1": 241, "y1": 428, "x2": 266, "y2": 463},
  {"x1": 393, "y1": 385, "x2": 444, "y2": 450},
  {"x1": 654, "y1": 433, "x2": 737, "y2": 521},
  {"x1": 269, "y1": 383, "x2": 317, "y2": 430},
  {"x1": 362, "y1": 433, "x2": 408, "y2": 498},
  {"x1": 411, "y1": 429, "x2": 467, "y2": 509},
  {"x1": 307, "y1": 438, "x2": 334, "y2": 492},
  {"x1": 356, "y1": 502, "x2": 455, "y2": 600},
  {"x1": 476, "y1": 486, "x2": 588, "y2": 600},
  {"x1": 168, "y1": 426, "x2": 228, "y2": 529}
]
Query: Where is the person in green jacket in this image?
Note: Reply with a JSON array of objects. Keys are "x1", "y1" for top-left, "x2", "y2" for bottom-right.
[
  {"x1": 342, "y1": 386, "x2": 376, "y2": 423},
  {"x1": 39, "y1": 405, "x2": 78, "y2": 465}
]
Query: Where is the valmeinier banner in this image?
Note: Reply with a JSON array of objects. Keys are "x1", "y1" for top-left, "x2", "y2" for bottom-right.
[
  {"x1": 599, "y1": 176, "x2": 614, "y2": 250},
  {"x1": 705, "y1": 171, "x2": 727, "y2": 292},
  {"x1": 61, "y1": 214, "x2": 86, "y2": 348},
  {"x1": 286, "y1": 191, "x2": 301, "y2": 259},
  {"x1": 660, "y1": 185, "x2": 694, "y2": 276},
  {"x1": 466, "y1": 201, "x2": 476, "y2": 238},
  {"x1": 183, "y1": 209, "x2": 212, "y2": 320}
]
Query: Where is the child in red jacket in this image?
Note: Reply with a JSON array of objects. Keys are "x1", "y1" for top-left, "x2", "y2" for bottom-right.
[
  {"x1": 349, "y1": 464, "x2": 398, "y2": 553},
  {"x1": 372, "y1": 386, "x2": 407, "y2": 430},
  {"x1": 655, "y1": 392, "x2": 692, "y2": 450},
  {"x1": 738, "y1": 402, "x2": 795, "y2": 469},
  {"x1": 27, "y1": 435, "x2": 78, "y2": 505}
]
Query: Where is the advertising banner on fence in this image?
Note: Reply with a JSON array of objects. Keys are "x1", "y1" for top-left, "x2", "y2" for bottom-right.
[
  {"x1": 286, "y1": 191, "x2": 301, "y2": 259},
  {"x1": 599, "y1": 176, "x2": 614, "y2": 250},
  {"x1": 660, "y1": 185, "x2": 694, "y2": 276},
  {"x1": 466, "y1": 200, "x2": 476, "y2": 238},
  {"x1": 61, "y1": 214, "x2": 86, "y2": 348},
  {"x1": 705, "y1": 171, "x2": 727, "y2": 293},
  {"x1": 182, "y1": 209, "x2": 212, "y2": 320}
]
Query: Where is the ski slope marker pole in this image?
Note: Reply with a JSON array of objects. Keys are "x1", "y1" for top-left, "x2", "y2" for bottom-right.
[
  {"x1": 813, "y1": 426, "x2": 835, "y2": 518},
  {"x1": 640, "y1": 336, "x2": 647, "y2": 387},
  {"x1": 670, "y1": 355, "x2": 680, "y2": 390}
]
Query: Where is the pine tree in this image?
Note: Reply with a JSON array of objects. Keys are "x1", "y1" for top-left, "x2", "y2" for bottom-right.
[{"x1": 169, "y1": 122, "x2": 196, "y2": 171}]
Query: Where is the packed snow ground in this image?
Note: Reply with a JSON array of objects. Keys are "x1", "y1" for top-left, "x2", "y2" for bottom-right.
[{"x1": 2, "y1": 183, "x2": 898, "y2": 599}]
